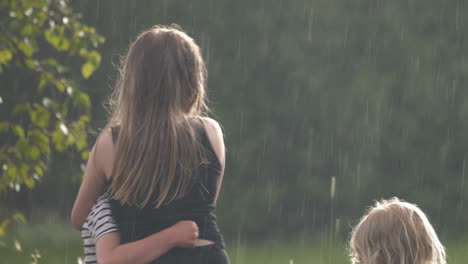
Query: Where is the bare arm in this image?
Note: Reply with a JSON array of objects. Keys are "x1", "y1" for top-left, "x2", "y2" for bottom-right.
[
  {"x1": 71, "y1": 130, "x2": 114, "y2": 229},
  {"x1": 96, "y1": 221, "x2": 199, "y2": 264},
  {"x1": 201, "y1": 118, "x2": 226, "y2": 200}
]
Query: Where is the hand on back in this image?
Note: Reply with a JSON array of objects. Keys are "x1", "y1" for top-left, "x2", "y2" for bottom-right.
[{"x1": 169, "y1": 220, "x2": 199, "y2": 248}]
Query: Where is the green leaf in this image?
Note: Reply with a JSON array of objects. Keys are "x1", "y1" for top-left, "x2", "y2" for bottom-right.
[
  {"x1": 55, "y1": 80, "x2": 65, "y2": 92},
  {"x1": 34, "y1": 165, "x2": 43, "y2": 176},
  {"x1": 18, "y1": 39, "x2": 35, "y2": 57},
  {"x1": 30, "y1": 106, "x2": 51, "y2": 128},
  {"x1": 0, "y1": 122, "x2": 9, "y2": 133},
  {"x1": 51, "y1": 128, "x2": 66, "y2": 152},
  {"x1": 45, "y1": 58, "x2": 59, "y2": 67},
  {"x1": 25, "y1": 59, "x2": 38, "y2": 69},
  {"x1": 44, "y1": 26, "x2": 70, "y2": 51},
  {"x1": 13, "y1": 104, "x2": 28, "y2": 116},
  {"x1": 12, "y1": 126, "x2": 25, "y2": 138},
  {"x1": 0, "y1": 219, "x2": 11, "y2": 237},
  {"x1": 26, "y1": 146, "x2": 40, "y2": 160},
  {"x1": 0, "y1": 50, "x2": 13, "y2": 65},
  {"x1": 12, "y1": 214, "x2": 26, "y2": 223},
  {"x1": 81, "y1": 61, "x2": 95, "y2": 79},
  {"x1": 21, "y1": 24, "x2": 33, "y2": 36},
  {"x1": 76, "y1": 92, "x2": 91, "y2": 109},
  {"x1": 24, "y1": 177, "x2": 35, "y2": 188},
  {"x1": 57, "y1": 38, "x2": 70, "y2": 51},
  {"x1": 81, "y1": 150, "x2": 89, "y2": 160},
  {"x1": 37, "y1": 73, "x2": 54, "y2": 93},
  {"x1": 6, "y1": 166, "x2": 17, "y2": 178}
]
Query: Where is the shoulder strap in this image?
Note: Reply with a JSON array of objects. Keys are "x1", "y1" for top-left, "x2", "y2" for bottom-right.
[{"x1": 110, "y1": 126, "x2": 120, "y2": 144}]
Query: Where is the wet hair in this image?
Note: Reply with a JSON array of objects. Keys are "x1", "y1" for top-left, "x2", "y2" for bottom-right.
[
  {"x1": 106, "y1": 25, "x2": 209, "y2": 208},
  {"x1": 349, "y1": 197, "x2": 446, "y2": 264}
]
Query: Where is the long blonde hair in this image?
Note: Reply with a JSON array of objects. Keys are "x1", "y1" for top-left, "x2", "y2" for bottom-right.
[
  {"x1": 106, "y1": 25, "x2": 209, "y2": 208},
  {"x1": 349, "y1": 198, "x2": 446, "y2": 264}
]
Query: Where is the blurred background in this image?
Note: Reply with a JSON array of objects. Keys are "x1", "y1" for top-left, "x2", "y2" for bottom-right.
[{"x1": 1, "y1": 0, "x2": 468, "y2": 263}]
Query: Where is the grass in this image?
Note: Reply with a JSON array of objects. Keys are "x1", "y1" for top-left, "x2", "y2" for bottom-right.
[
  {"x1": 1, "y1": 216, "x2": 467, "y2": 264},
  {"x1": 0, "y1": 214, "x2": 83, "y2": 264},
  {"x1": 229, "y1": 240, "x2": 348, "y2": 264}
]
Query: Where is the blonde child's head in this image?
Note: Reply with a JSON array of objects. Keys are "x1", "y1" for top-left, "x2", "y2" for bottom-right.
[{"x1": 349, "y1": 197, "x2": 446, "y2": 264}]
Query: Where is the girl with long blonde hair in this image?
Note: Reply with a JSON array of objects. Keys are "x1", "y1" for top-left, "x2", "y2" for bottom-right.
[
  {"x1": 349, "y1": 198, "x2": 446, "y2": 264},
  {"x1": 71, "y1": 25, "x2": 228, "y2": 263}
]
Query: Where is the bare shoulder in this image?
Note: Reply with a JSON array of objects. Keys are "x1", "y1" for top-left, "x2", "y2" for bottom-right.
[
  {"x1": 93, "y1": 129, "x2": 115, "y2": 179},
  {"x1": 201, "y1": 117, "x2": 223, "y2": 137},
  {"x1": 95, "y1": 129, "x2": 114, "y2": 153},
  {"x1": 200, "y1": 117, "x2": 225, "y2": 165}
]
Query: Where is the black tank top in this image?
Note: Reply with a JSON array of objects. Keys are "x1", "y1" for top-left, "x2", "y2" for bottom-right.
[{"x1": 108, "y1": 123, "x2": 225, "y2": 250}]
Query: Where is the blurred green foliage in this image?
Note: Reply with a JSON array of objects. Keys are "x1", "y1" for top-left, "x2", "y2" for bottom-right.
[
  {"x1": 0, "y1": 0, "x2": 103, "y2": 253},
  {"x1": 0, "y1": 0, "x2": 103, "y2": 191}
]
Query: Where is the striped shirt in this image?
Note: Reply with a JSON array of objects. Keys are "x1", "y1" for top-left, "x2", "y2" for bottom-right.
[{"x1": 81, "y1": 193, "x2": 119, "y2": 264}]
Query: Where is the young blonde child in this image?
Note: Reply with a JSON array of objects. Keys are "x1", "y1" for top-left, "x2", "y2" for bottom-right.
[{"x1": 349, "y1": 197, "x2": 446, "y2": 264}]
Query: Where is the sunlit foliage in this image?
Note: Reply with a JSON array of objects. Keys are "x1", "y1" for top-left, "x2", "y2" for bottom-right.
[
  {"x1": 0, "y1": 0, "x2": 104, "y2": 193},
  {"x1": 0, "y1": 0, "x2": 103, "y2": 254}
]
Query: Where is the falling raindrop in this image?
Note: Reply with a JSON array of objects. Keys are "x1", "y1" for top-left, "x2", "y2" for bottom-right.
[
  {"x1": 268, "y1": 186, "x2": 272, "y2": 212},
  {"x1": 307, "y1": 8, "x2": 314, "y2": 42},
  {"x1": 456, "y1": 0, "x2": 459, "y2": 31},
  {"x1": 343, "y1": 21, "x2": 349, "y2": 48},
  {"x1": 330, "y1": 176, "x2": 336, "y2": 200},
  {"x1": 335, "y1": 218, "x2": 340, "y2": 237},
  {"x1": 462, "y1": 157, "x2": 466, "y2": 188}
]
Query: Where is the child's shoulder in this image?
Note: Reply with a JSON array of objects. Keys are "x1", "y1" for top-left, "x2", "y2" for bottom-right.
[
  {"x1": 92, "y1": 193, "x2": 112, "y2": 212},
  {"x1": 82, "y1": 193, "x2": 118, "y2": 247},
  {"x1": 83, "y1": 193, "x2": 117, "y2": 237}
]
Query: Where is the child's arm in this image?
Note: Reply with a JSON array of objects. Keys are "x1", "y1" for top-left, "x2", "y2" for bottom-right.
[
  {"x1": 96, "y1": 221, "x2": 199, "y2": 264},
  {"x1": 71, "y1": 131, "x2": 114, "y2": 229}
]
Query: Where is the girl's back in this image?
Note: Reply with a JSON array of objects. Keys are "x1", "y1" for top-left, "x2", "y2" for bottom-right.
[
  {"x1": 108, "y1": 121, "x2": 225, "y2": 249},
  {"x1": 99, "y1": 25, "x2": 229, "y2": 263}
]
